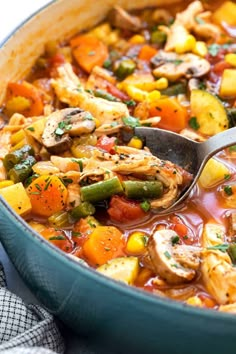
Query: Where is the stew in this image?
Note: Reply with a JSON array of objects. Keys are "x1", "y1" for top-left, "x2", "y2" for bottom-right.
[{"x1": 1, "y1": 0, "x2": 236, "y2": 313}]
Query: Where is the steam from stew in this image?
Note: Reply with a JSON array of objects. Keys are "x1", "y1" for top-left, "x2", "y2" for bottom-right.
[{"x1": 1, "y1": 0, "x2": 236, "y2": 312}]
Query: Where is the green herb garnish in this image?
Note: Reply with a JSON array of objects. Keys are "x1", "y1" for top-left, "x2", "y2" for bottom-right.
[
  {"x1": 189, "y1": 117, "x2": 200, "y2": 130},
  {"x1": 224, "y1": 185, "x2": 233, "y2": 196},
  {"x1": 171, "y1": 235, "x2": 180, "y2": 245},
  {"x1": 122, "y1": 116, "x2": 141, "y2": 128},
  {"x1": 207, "y1": 243, "x2": 229, "y2": 253},
  {"x1": 140, "y1": 200, "x2": 151, "y2": 212},
  {"x1": 164, "y1": 251, "x2": 171, "y2": 259}
]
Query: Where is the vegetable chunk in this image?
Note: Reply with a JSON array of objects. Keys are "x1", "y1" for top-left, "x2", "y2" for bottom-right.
[
  {"x1": 97, "y1": 257, "x2": 139, "y2": 285},
  {"x1": 0, "y1": 182, "x2": 32, "y2": 216},
  {"x1": 27, "y1": 175, "x2": 68, "y2": 217}
]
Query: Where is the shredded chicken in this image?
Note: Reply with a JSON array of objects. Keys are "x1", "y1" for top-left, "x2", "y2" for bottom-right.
[
  {"x1": 160, "y1": 1, "x2": 221, "y2": 51},
  {"x1": 51, "y1": 63, "x2": 129, "y2": 126},
  {"x1": 80, "y1": 145, "x2": 190, "y2": 209},
  {"x1": 202, "y1": 223, "x2": 236, "y2": 306}
]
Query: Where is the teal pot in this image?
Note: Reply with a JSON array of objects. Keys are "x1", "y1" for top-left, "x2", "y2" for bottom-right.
[{"x1": 0, "y1": 1, "x2": 236, "y2": 354}]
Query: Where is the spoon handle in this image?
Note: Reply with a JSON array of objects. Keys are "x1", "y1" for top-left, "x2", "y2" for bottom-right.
[{"x1": 198, "y1": 126, "x2": 236, "y2": 162}]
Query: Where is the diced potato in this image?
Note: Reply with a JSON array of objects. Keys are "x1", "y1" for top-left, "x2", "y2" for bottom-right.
[
  {"x1": 199, "y1": 158, "x2": 230, "y2": 188},
  {"x1": 25, "y1": 116, "x2": 48, "y2": 143},
  {"x1": 0, "y1": 182, "x2": 32, "y2": 216},
  {"x1": 97, "y1": 257, "x2": 139, "y2": 285},
  {"x1": 190, "y1": 90, "x2": 228, "y2": 136},
  {"x1": 220, "y1": 69, "x2": 236, "y2": 97},
  {"x1": 28, "y1": 221, "x2": 46, "y2": 233},
  {"x1": 212, "y1": 1, "x2": 236, "y2": 26}
]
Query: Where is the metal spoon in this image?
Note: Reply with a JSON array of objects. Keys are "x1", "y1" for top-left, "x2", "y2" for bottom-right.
[{"x1": 135, "y1": 126, "x2": 236, "y2": 212}]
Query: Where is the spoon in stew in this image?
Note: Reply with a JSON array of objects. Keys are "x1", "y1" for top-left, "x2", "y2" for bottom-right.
[{"x1": 135, "y1": 126, "x2": 236, "y2": 213}]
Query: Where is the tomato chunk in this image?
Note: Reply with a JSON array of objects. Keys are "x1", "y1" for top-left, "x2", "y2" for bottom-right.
[{"x1": 108, "y1": 196, "x2": 146, "y2": 222}]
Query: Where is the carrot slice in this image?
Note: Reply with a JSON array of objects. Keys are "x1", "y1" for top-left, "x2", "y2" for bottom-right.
[
  {"x1": 40, "y1": 228, "x2": 73, "y2": 253},
  {"x1": 70, "y1": 35, "x2": 108, "y2": 73},
  {"x1": 27, "y1": 175, "x2": 68, "y2": 217},
  {"x1": 149, "y1": 97, "x2": 188, "y2": 132},
  {"x1": 6, "y1": 81, "x2": 44, "y2": 117},
  {"x1": 83, "y1": 226, "x2": 125, "y2": 266},
  {"x1": 138, "y1": 45, "x2": 158, "y2": 61}
]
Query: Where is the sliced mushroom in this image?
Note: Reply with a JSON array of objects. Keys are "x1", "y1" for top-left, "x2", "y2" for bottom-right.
[
  {"x1": 152, "y1": 51, "x2": 210, "y2": 81},
  {"x1": 148, "y1": 229, "x2": 201, "y2": 284},
  {"x1": 108, "y1": 6, "x2": 142, "y2": 32},
  {"x1": 42, "y1": 108, "x2": 96, "y2": 154}
]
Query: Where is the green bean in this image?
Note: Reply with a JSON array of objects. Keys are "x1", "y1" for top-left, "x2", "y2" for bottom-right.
[
  {"x1": 161, "y1": 83, "x2": 187, "y2": 97},
  {"x1": 122, "y1": 180, "x2": 163, "y2": 200},
  {"x1": 81, "y1": 176, "x2": 123, "y2": 203},
  {"x1": 8, "y1": 156, "x2": 36, "y2": 183},
  {"x1": 93, "y1": 89, "x2": 120, "y2": 102},
  {"x1": 48, "y1": 210, "x2": 70, "y2": 227},
  {"x1": 115, "y1": 59, "x2": 136, "y2": 80},
  {"x1": 3, "y1": 144, "x2": 35, "y2": 171},
  {"x1": 70, "y1": 202, "x2": 96, "y2": 220}
]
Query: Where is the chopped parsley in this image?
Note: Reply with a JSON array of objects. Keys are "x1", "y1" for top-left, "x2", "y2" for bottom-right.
[
  {"x1": 164, "y1": 251, "x2": 171, "y2": 259},
  {"x1": 189, "y1": 116, "x2": 200, "y2": 130},
  {"x1": 72, "y1": 231, "x2": 82, "y2": 237},
  {"x1": 171, "y1": 235, "x2": 180, "y2": 245},
  {"x1": 49, "y1": 235, "x2": 66, "y2": 241},
  {"x1": 195, "y1": 16, "x2": 205, "y2": 25},
  {"x1": 224, "y1": 185, "x2": 233, "y2": 196},
  {"x1": 54, "y1": 119, "x2": 72, "y2": 136},
  {"x1": 142, "y1": 235, "x2": 149, "y2": 246},
  {"x1": 207, "y1": 243, "x2": 229, "y2": 253},
  {"x1": 103, "y1": 59, "x2": 112, "y2": 69},
  {"x1": 224, "y1": 174, "x2": 231, "y2": 180},
  {"x1": 27, "y1": 127, "x2": 35, "y2": 132},
  {"x1": 140, "y1": 200, "x2": 151, "y2": 212},
  {"x1": 208, "y1": 43, "x2": 231, "y2": 57},
  {"x1": 122, "y1": 116, "x2": 141, "y2": 128},
  {"x1": 71, "y1": 158, "x2": 83, "y2": 172}
]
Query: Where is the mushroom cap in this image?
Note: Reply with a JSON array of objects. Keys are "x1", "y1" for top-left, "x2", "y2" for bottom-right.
[
  {"x1": 148, "y1": 229, "x2": 200, "y2": 284},
  {"x1": 42, "y1": 108, "x2": 96, "y2": 154}
]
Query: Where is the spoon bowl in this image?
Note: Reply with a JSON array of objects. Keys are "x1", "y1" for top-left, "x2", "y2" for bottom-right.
[{"x1": 135, "y1": 126, "x2": 236, "y2": 212}]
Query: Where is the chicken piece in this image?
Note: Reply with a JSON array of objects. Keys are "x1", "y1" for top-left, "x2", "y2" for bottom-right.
[
  {"x1": 80, "y1": 145, "x2": 190, "y2": 209},
  {"x1": 50, "y1": 156, "x2": 82, "y2": 173},
  {"x1": 180, "y1": 128, "x2": 206, "y2": 142},
  {"x1": 201, "y1": 223, "x2": 236, "y2": 305},
  {"x1": 160, "y1": 1, "x2": 203, "y2": 52},
  {"x1": 161, "y1": 1, "x2": 221, "y2": 51},
  {"x1": 42, "y1": 107, "x2": 96, "y2": 154},
  {"x1": 51, "y1": 63, "x2": 129, "y2": 126},
  {"x1": 152, "y1": 9, "x2": 172, "y2": 25},
  {"x1": 148, "y1": 229, "x2": 201, "y2": 284},
  {"x1": 85, "y1": 66, "x2": 116, "y2": 91},
  {"x1": 0, "y1": 131, "x2": 11, "y2": 159},
  {"x1": 152, "y1": 51, "x2": 210, "y2": 81},
  {"x1": 108, "y1": 6, "x2": 142, "y2": 32},
  {"x1": 66, "y1": 183, "x2": 81, "y2": 208}
]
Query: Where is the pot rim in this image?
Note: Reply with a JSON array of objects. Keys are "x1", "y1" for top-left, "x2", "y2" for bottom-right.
[{"x1": 0, "y1": 0, "x2": 235, "y2": 324}]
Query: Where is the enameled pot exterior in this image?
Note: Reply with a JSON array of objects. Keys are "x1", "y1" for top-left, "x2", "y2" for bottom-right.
[{"x1": 0, "y1": 1, "x2": 236, "y2": 353}]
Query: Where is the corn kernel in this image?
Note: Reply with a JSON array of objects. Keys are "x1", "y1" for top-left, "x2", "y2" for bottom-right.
[
  {"x1": 155, "y1": 78, "x2": 168, "y2": 90},
  {"x1": 193, "y1": 41, "x2": 208, "y2": 57},
  {"x1": 126, "y1": 231, "x2": 148, "y2": 255},
  {"x1": 28, "y1": 221, "x2": 46, "y2": 234},
  {"x1": 128, "y1": 136, "x2": 143, "y2": 149},
  {"x1": 175, "y1": 34, "x2": 196, "y2": 54},
  {"x1": 129, "y1": 35, "x2": 145, "y2": 44},
  {"x1": 106, "y1": 30, "x2": 120, "y2": 45},
  {"x1": 126, "y1": 85, "x2": 148, "y2": 102},
  {"x1": 147, "y1": 90, "x2": 161, "y2": 102},
  {"x1": 186, "y1": 296, "x2": 203, "y2": 307},
  {"x1": 225, "y1": 53, "x2": 236, "y2": 67},
  {"x1": 0, "y1": 180, "x2": 14, "y2": 189},
  {"x1": 93, "y1": 118, "x2": 101, "y2": 128}
]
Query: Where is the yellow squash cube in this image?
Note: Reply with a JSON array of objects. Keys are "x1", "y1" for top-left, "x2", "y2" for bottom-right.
[
  {"x1": 199, "y1": 158, "x2": 230, "y2": 188},
  {"x1": 0, "y1": 182, "x2": 32, "y2": 216},
  {"x1": 220, "y1": 69, "x2": 236, "y2": 97}
]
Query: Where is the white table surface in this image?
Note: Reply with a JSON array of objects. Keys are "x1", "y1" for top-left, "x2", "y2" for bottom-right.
[{"x1": 0, "y1": 2, "x2": 103, "y2": 353}]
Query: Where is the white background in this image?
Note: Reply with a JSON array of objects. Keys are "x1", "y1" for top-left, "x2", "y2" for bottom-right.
[{"x1": 0, "y1": 0, "x2": 50, "y2": 42}]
